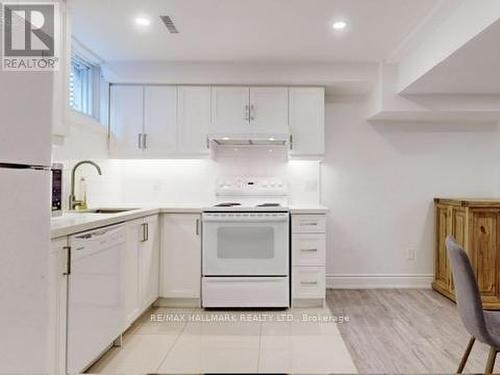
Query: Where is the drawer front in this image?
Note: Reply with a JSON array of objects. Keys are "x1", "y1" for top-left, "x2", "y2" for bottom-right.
[
  {"x1": 292, "y1": 234, "x2": 326, "y2": 266},
  {"x1": 292, "y1": 215, "x2": 326, "y2": 233},
  {"x1": 292, "y1": 266, "x2": 325, "y2": 299}
]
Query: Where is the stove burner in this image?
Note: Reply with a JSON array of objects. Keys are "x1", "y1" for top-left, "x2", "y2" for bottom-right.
[
  {"x1": 256, "y1": 203, "x2": 281, "y2": 207},
  {"x1": 214, "y1": 202, "x2": 242, "y2": 207}
]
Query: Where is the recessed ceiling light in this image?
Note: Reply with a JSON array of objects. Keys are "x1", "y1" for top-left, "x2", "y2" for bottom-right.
[
  {"x1": 332, "y1": 21, "x2": 347, "y2": 30},
  {"x1": 134, "y1": 16, "x2": 151, "y2": 27}
]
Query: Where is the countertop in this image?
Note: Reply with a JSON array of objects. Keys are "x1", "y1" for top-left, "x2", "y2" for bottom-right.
[{"x1": 51, "y1": 205, "x2": 329, "y2": 239}]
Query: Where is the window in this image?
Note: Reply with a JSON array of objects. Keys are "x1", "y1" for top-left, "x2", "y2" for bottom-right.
[{"x1": 69, "y1": 56, "x2": 98, "y2": 119}]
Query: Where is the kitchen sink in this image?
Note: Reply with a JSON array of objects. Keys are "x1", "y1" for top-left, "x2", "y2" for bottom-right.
[{"x1": 72, "y1": 208, "x2": 137, "y2": 214}]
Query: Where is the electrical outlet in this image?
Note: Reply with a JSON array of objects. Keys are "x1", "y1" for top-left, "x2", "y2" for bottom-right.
[{"x1": 406, "y1": 248, "x2": 416, "y2": 261}]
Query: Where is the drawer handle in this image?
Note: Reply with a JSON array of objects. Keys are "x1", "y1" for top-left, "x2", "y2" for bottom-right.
[
  {"x1": 301, "y1": 281, "x2": 318, "y2": 286},
  {"x1": 301, "y1": 222, "x2": 318, "y2": 226},
  {"x1": 301, "y1": 248, "x2": 318, "y2": 252}
]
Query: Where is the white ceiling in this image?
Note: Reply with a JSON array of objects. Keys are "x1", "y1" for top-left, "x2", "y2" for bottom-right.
[
  {"x1": 403, "y1": 19, "x2": 500, "y2": 94},
  {"x1": 71, "y1": 0, "x2": 439, "y2": 63}
]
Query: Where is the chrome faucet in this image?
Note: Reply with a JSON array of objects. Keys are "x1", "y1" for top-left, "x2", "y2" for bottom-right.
[{"x1": 69, "y1": 160, "x2": 102, "y2": 210}]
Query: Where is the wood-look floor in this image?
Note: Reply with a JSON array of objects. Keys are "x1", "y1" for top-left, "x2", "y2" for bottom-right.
[{"x1": 327, "y1": 289, "x2": 500, "y2": 374}]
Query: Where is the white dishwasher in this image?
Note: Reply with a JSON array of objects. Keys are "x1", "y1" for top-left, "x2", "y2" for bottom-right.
[{"x1": 67, "y1": 223, "x2": 126, "y2": 374}]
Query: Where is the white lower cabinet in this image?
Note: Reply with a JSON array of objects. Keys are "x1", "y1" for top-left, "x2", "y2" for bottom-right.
[
  {"x1": 123, "y1": 215, "x2": 160, "y2": 330},
  {"x1": 291, "y1": 214, "x2": 327, "y2": 306},
  {"x1": 160, "y1": 214, "x2": 201, "y2": 302},
  {"x1": 48, "y1": 237, "x2": 69, "y2": 374}
]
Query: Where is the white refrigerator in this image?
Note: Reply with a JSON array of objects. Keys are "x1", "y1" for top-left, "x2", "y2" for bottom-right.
[{"x1": 0, "y1": 68, "x2": 54, "y2": 373}]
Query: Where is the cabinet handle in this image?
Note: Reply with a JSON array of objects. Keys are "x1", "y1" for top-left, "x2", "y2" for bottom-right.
[
  {"x1": 142, "y1": 133, "x2": 147, "y2": 149},
  {"x1": 301, "y1": 248, "x2": 318, "y2": 252},
  {"x1": 141, "y1": 223, "x2": 147, "y2": 242},
  {"x1": 302, "y1": 222, "x2": 318, "y2": 226},
  {"x1": 196, "y1": 219, "x2": 200, "y2": 236},
  {"x1": 145, "y1": 222, "x2": 149, "y2": 241},
  {"x1": 244, "y1": 105, "x2": 249, "y2": 121},
  {"x1": 250, "y1": 104, "x2": 255, "y2": 121},
  {"x1": 301, "y1": 281, "x2": 318, "y2": 286},
  {"x1": 206, "y1": 136, "x2": 210, "y2": 150},
  {"x1": 63, "y1": 246, "x2": 71, "y2": 276},
  {"x1": 289, "y1": 134, "x2": 294, "y2": 150},
  {"x1": 138, "y1": 133, "x2": 143, "y2": 149}
]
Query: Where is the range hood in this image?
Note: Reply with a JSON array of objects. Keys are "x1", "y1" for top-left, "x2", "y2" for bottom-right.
[{"x1": 209, "y1": 134, "x2": 289, "y2": 147}]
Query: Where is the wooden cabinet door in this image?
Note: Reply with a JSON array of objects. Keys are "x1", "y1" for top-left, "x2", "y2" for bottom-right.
[
  {"x1": 143, "y1": 86, "x2": 177, "y2": 156},
  {"x1": 211, "y1": 86, "x2": 250, "y2": 133},
  {"x1": 289, "y1": 87, "x2": 325, "y2": 156},
  {"x1": 177, "y1": 86, "x2": 211, "y2": 154},
  {"x1": 161, "y1": 214, "x2": 201, "y2": 299},
  {"x1": 435, "y1": 205, "x2": 451, "y2": 293},
  {"x1": 450, "y1": 208, "x2": 467, "y2": 292},
  {"x1": 109, "y1": 85, "x2": 144, "y2": 158},
  {"x1": 470, "y1": 211, "x2": 499, "y2": 300},
  {"x1": 140, "y1": 215, "x2": 160, "y2": 309},
  {"x1": 249, "y1": 87, "x2": 289, "y2": 134}
]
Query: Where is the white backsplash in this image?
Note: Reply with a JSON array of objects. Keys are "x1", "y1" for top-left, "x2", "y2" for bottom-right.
[{"x1": 59, "y1": 148, "x2": 321, "y2": 209}]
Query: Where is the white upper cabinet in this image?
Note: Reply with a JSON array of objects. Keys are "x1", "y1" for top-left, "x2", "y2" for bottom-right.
[
  {"x1": 109, "y1": 85, "x2": 144, "y2": 158},
  {"x1": 211, "y1": 86, "x2": 290, "y2": 135},
  {"x1": 289, "y1": 87, "x2": 325, "y2": 156},
  {"x1": 211, "y1": 86, "x2": 250, "y2": 133},
  {"x1": 143, "y1": 86, "x2": 177, "y2": 156},
  {"x1": 109, "y1": 85, "x2": 325, "y2": 158},
  {"x1": 249, "y1": 87, "x2": 289, "y2": 134},
  {"x1": 177, "y1": 86, "x2": 211, "y2": 154}
]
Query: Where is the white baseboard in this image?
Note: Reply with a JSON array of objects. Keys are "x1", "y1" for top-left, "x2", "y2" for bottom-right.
[{"x1": 326, "y1": 273, "x2": 433, "y2": 289}]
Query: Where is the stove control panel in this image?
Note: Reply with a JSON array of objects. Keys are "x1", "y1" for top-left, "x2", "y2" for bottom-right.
[
  {"x1": 216, "y1": 177, "x2": 287, "y2": 196},
  {"x1": 203, "y1": 212, "x2": 289, "y2": 222}
]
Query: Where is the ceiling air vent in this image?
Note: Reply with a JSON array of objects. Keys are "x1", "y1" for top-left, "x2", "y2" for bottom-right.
[{"x1": 160, "y1": 16, "x2": 179, "y2": 33}]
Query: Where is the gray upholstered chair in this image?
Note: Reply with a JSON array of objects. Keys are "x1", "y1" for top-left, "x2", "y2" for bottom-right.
[{"x1": 446, "y1": 235, "x2": 500, "y2": 374}]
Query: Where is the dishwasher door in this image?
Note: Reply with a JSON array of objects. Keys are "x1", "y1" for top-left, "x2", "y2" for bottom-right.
[{"x1": 67, "y1": 224, "x2": 126, "y2": 374}]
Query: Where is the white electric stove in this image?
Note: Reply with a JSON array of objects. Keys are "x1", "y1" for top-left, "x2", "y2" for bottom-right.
[{"x1": 201, "y1": 178, "x2": 290, "y2": 308}]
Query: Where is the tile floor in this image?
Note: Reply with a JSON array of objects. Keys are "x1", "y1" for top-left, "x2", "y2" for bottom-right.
[{"x1": 87, "y1": 306, "x2": 357, "y2": 374}]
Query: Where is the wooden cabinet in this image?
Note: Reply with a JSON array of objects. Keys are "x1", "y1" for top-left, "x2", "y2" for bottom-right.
[
  {"x1": 289, "y1": 87, "x2": 325, "y2": 156},
  {"x1": 177, "y1": 86, "x2": 211, "y2": 154},
  {"x1": 160, "y1": 214, "x2": 201, "y2": 303},
  {"x1": 291, "y1": 213, "x2": 327, "y2": 307},
  {"x1": 123, "y1": 218, "x2": 142, "y2": 328},
  {"x1": 433, "y1": 199, "x2": 500, "y2": 309}
]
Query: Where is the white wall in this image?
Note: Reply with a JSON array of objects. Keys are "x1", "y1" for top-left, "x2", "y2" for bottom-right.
[
  {"x1": 322, "y1": 96, "x2": 500, "y2": 288},
  {"x1": 76, "y1": 149, "x2": 321, "y2": 209}
]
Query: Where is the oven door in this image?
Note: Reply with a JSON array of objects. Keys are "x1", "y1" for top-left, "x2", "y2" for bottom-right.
[{"x1": 202, "y1": 212, "x2": 289, "y2": 276}]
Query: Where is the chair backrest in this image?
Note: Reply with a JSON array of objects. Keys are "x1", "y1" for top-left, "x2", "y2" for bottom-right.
[{"x1": 446, "y1": 235, "x2": 489, "y2": 342}]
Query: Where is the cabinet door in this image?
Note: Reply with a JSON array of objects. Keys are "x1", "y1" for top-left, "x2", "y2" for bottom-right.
[
  {"x1": 161, "y1": 214, "x2": 201, "y2": 299},
  {"x1": 177, "y1": 86, "x2": 211, "y2": 154},
  {"x1": 211, "y1": 86, "x2": 250, "y2": 133},
  {"x1": 48, "y1": 238, "x2": 68, "y2": 375},
  {"x1": 122, "y1": 219, "x2": 142, "y2": 329},
  {"x1": 289, "y1": 87, "x2": 325, "y2": 156},
  {"x1": 249, "y1": 87, "x2": 289, "y2": 134},
  {"x1": 470, "y1": 211, "x2": 499, "y2": 299},
  {"x1": 109, "y1": 86, "x2": 144, "y2": 158},
  {"x1": 435, "y1": 205, "x2": 451, "y2": 293},
  {"x1": 140, "y1": 215, "x2": 160, "y2": 309},
  {"x1": 143, "y1": 86, "x2": 177, "y2": 156}
]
